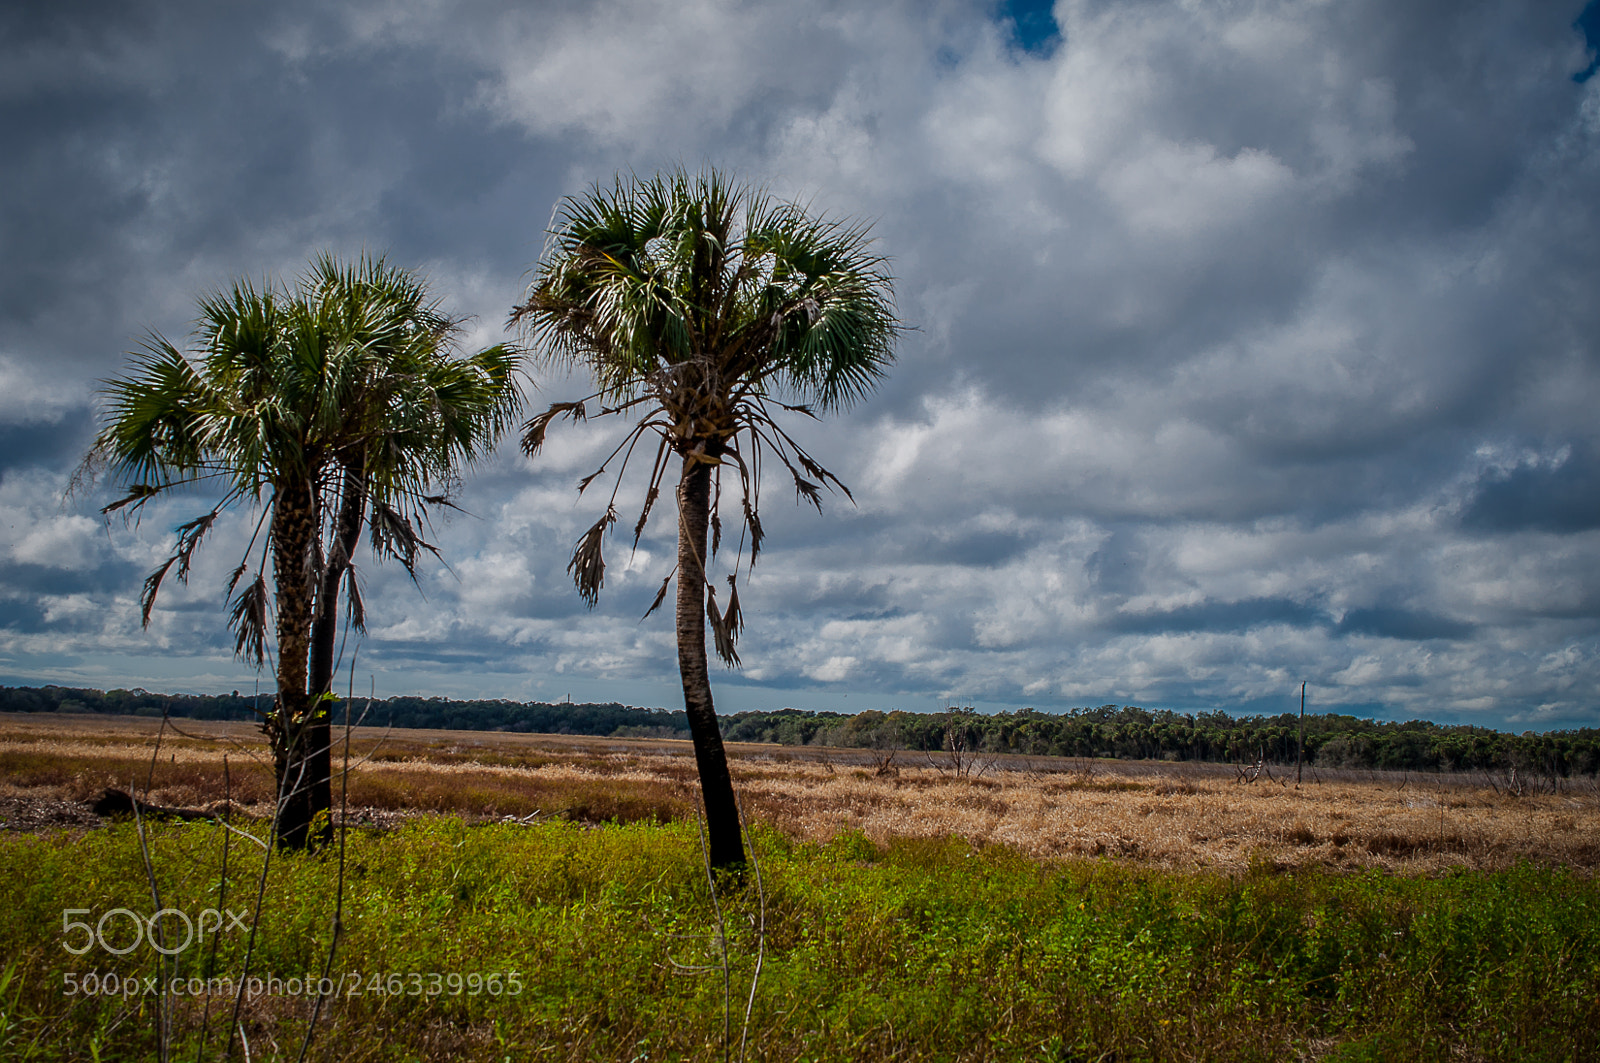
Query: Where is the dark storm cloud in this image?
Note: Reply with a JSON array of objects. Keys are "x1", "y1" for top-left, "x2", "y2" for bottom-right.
[
  {"x1": 0, "y1": 414, "x2": 93, "y2": 477},
  {"x1": 0, "y1": 1, "x2": 552, "y2": 376},
  {"x1": 1104, "y1": 597, "x2": 1325, "y2": 636},
  {"x1": 1462, "y1": 444, "x2": 1600, "y2": 533},
  {"x1": 1334, "y1": 608, "x2": 1475, "y2": 642},
  {"x1": 891, "y1": 525, "x2": 1036, "y2": 568},
  {"x1": 0, "y1": 557, "x2": 139, "y2": 600}
]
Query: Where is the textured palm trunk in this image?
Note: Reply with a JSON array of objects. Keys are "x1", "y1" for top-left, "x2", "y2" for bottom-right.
[
  {"x1": 676, "y1": 449, "x2": 746, "y2": 869},
  {"x1": 272, "y1": 475, "x2": 320, "y2": 851},
  {"x1": 303, "y1": 468, "x2": 365, "y2": 851}
]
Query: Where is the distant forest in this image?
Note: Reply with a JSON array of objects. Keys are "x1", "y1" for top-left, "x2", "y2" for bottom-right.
[{"x1": 2, "y1": 684, "x2": 1596, "y2": 779}]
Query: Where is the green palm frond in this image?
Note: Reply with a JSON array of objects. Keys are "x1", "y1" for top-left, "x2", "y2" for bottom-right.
[
  {"x1": 92, "y1": 252, "x2": 526, "y2": 666},
  {"x1": 515, "y1": 168, "x2": 897, "y2": 416},
  {"x1": 513, "y1": 166, "x2": 899, "y2": 631}
]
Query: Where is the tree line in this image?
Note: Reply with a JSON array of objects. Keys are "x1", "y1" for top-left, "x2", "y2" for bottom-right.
[
  {"x1": 9, "y1": 684, "x2": 1596, "y2": 779},
  {"x1": 720, "y1": 705, "x2": 1600, "y2": 778},
  {"x1": 0, "y1": 685, "x2": 691, "y2": 738}
]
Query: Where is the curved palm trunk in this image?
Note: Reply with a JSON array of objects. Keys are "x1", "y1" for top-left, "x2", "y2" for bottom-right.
[
  {"x1": 302, "y1": 468, "x2": 365, "y2": 852},
  {"x1": 676, "y1": 450, "x2": 745, "y2": 870},
  {"x1": 271, "y1": 475, "x2": 319, "y2": 851}
]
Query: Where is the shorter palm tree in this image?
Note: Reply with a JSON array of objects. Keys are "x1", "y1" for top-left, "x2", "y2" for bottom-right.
[
  {"x1": 89, "y1": 254, "x2": 522, "y2": 849},
  {"x1": 513, "y1": 169, "x2": 898, "y2": 869}
]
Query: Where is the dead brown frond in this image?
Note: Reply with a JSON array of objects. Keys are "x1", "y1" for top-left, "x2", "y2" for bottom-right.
[
  {"x1": 520, "y1": 400, "x2": 588, "y2": 458},
  {"x1": 631, "y1": 435, "x2": 673, "y2": 547},
  {"x1": 642, "y1": 570, "x2": 675, "y2": 621},
  {"x1": 228, "y1": 574, "x2": 269, "y2": 667},
  {"x1": 345, "y1": 569, "x2": 366, "y2": 632},
  {"x1": 706, "y1": 584, "x2": 741, "y2": 667},
  {"x1": 570, "y1": 506, "x2": 618, "y2": 607},
  {"x1": 101, "y1": 482, "x2": 162, "y2": 517},
  {"x1": 741, "y1": 496, "x2": 764, "y2": 567},
  {"x1": 722, "y1": 575, "x2": 743, "y2": 640},
  {"x1": 369, "y1": 501, "x2": 441, "y2": 579},
  {"x1": 139, "y1": 558, "x2": 177, "y2": 628}
]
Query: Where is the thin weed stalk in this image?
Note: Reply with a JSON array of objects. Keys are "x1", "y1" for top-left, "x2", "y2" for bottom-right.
[
  {"x1": 194, "y1": 753, "x2": 232, "y2": 1063},
  {"x1": 736, "y1": 802, "x2": 765, "y2": 1063},
  {"x1": 225, "y1": 726, "x2": 304, "y2": 1063},
  {"x1": 129, "y1": 780, "x2": 171, "y2": 1063},
  {"x1": 135, "y1": 705, "x2": 174, "y2": 1063},
  {"x1": 295, "y1": 667, "x2": 370, "y2": 1063},
  {"x1": 694, "y1": 811, "x2": 732, "y2": 1063}
]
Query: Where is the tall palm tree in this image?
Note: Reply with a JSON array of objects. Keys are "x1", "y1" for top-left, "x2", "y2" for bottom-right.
[
  {"x1": 512, "y1": 169, "x2": 898, "y2": 869},
  {"x1": 90, "y1": 254, "x2": 522, "y2": 849}
]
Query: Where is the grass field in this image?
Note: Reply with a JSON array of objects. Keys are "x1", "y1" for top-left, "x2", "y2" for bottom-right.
[{"x1": 0, "y1": 712, "x2": 1597, "y2": 1061}]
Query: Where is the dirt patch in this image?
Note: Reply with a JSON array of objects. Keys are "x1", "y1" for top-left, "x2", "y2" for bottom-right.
[{"x1": 0, "y1": 793, "x2": 100, "y2": 834}]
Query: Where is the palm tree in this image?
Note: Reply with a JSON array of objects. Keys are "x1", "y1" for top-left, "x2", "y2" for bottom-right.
[
  {"x1": 293, "y1": 254, "x2": 523, "y2": 848},
  {"x1": 512, "y1": 169, "x2": 898, "y2": 869},
  {"x1": 90, "y1": 254, "x2": 522, "y2": 849}
]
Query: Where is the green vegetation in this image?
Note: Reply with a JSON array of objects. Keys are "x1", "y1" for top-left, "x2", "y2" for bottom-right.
[{"x1": 1, "y1": 818, "x2": 1595, "y2": 1061}]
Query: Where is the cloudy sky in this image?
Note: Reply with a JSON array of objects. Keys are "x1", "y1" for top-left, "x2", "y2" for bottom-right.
[{"x1": 4, "y1": 0, "x2": 1600, "y2": 730}]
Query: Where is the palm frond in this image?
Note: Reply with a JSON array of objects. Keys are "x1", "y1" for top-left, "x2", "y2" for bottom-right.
[
  {"x1": 368, "y1": 501, "x2": 439, "y2": 580},
  {"x1": 569, "y1": 506, "x2": 618, "y2": 607},
  {"x1": 520, "y1": 400, "x2": 588, "y2": 458},
  {"x1": 641, "y1": 569, "x2": 674, "y2": 621},
  {"x1": 101, "y1": 484, "x2": 162, "y2": 517},
  {"x1": 139, "y1": 558, "x2": 177, "y2": 629},
  {"x1": 706, "y1": 583, "x2": 740, "y2": 667},
  {"x1": 228, "y1": 573, "x2": 270, "y2": 667},
  {"x1": 346, "y1": 568, "x2": 366, "y2": 633}
]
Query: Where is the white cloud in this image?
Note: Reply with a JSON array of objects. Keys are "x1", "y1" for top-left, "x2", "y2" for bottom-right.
[
  {"x1": 10, "y1": 516, "x2": 102, "y2": 570},
  {"x1": 0, "y1": 355, "x2": 87, "y2": 424}
]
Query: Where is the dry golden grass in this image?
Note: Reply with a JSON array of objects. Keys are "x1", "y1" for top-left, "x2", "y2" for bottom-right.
[{"x1": 2, "y1": 711, "x2": 1595, "y2": 874}]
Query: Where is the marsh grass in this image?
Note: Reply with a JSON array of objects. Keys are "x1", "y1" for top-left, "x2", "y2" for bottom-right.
[{"x1": 2, "y1": 715, "x2": 1597, "y2": 874}]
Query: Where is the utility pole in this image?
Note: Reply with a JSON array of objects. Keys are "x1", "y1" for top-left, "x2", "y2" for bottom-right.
[{"x1": 1296, "y1": 681, "x2": 1306, "y2": 786}]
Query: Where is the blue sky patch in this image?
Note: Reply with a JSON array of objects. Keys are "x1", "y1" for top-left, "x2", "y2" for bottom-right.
[
  {"x1": 1576, "y1": 0, "x2": 1600, "y2": 82},
  {"x1": 998, "y1": 0, "x2": 1060, "y2": 57}
]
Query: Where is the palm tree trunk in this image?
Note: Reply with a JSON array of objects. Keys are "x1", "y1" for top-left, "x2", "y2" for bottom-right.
[
  {"x1": 304, "y1": 467, "x2": 365, "y2": 851},
  {"x1": 272, "y1": 475, "x2": 319, "y2": 851},
  {"x1": 676, "y1": 450, "x2": 745, "y2": 870}
]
